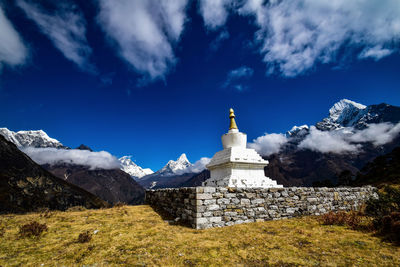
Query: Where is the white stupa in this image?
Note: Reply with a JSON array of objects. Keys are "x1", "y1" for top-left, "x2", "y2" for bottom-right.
[{"x1": 203, "y1": 108, "x2": 282, "y2": 188}]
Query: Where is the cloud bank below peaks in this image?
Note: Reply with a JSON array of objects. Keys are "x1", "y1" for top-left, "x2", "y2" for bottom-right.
[
  {"x1": 97, "y1": 0, "x2": 189, "y2": 83},
  {"x1": 299, "y1": 122, "x2": 400, "y2": 154},
  {"x1": 248, "y1": 133, "x2": 288, "y2": 156},
  {"x1": 22, "y1": 147, "x2": 120, "y2": 170},
  {"x1": 249, "y1": 122, "x2": 400, "y2": 156}
]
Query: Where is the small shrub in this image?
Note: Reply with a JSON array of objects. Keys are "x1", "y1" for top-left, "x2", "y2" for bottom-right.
[
  {"x1": 19, "y1": 221, "x2": 48, "y2": 238},
  {"x1": 66, "y1": 206, "x2": 87, "y2": 212},
  {"x1": 77, "y1": 231, "x2": 92, "y2": 243},
  {"x1": 320, "y1": 211, "x2": 361, "y2": 229}
]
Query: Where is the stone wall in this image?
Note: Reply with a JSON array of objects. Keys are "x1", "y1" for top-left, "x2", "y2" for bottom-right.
[{"x1": 146, "y1": 186, "x2": 377, "y2": 229}]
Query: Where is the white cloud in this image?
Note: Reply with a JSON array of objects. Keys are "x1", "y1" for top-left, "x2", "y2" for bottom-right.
[
  {"x1": 97, "y1": 0, "x2": 188, "y2": 82},
  {"x1": 17, "y1": 0, "x2": 95, "y2": 73},
  {"x1": 358, "y1": 45, "x2": 393, "y2": 61},
  {"x1": 22, "y1": 147, "x2": 120, "y2": 170},
  {"x1": 198, "y1": 0, "x2": 233, "y2": 30},
  {"x1": 299, "y1": 122, "x2": 400, "y2": 154},
  {"x1": 175, "y1": 157, "x2": 211, "y2": 175},
  {"x1": 299, "y1": 126, "x2": 359, "y2": 154},
  {"x1": 349, "y1": 122, "x2": 400, "y2": 146},
  {"x1": 238, "y1": 0, "x2": 400, "y2": 77},
  {"x1": 0, "y1": 6, "x2": 28, "y2": 71},
  {"x1": 248, "y1": 133, "x2": 288, "y2": 156},
  {"x1": 223, "y1": 65, "x2": 254, "y2": 90},
  {"x1": 189, "y1": 157, "x2": 211, "y2": 173}
]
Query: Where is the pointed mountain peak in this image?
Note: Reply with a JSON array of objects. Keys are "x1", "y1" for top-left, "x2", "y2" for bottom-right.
[
  {"x1": 119, "y1": 156, "x2": 153, "y2": 178},
  {"x1": 157, "y1": 153, "x2": 192, "y2": 176},
  {"x1": 177, "y1": 153, "x2": 189, "y2": 163},
  {"x1": 329, "y1": 99, "x2": 366, "y2": 121}
]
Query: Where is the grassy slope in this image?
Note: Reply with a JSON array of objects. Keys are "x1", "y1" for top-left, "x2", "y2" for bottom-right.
[{"x1": 1, "y1": 205, "x2": 399, "y2": 266}]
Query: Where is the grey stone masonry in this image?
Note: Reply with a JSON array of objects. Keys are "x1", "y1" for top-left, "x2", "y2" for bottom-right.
[{"x1": 145, "y1": 186, "x2": 377, "y2": 229}]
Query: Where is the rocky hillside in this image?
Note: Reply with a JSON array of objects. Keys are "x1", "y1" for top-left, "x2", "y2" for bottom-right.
[
  {"x1": 0, "y1": 135, "x2": 107, "y2": 213},
  {"x1": 43, "y1": 163, "x2": 145, "y2": 205},
  {"x1": 352, "y1": 146, "x2": 400, "y2": 186}
]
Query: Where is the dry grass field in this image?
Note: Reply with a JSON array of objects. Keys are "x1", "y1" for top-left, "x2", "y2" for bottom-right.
[{"x1": 0, "y1": 205, "x2": 399, "y2": 266}]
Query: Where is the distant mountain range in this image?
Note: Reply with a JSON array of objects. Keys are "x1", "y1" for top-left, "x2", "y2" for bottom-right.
[
  {"x1": 265, "y1": 99, "x2": 400, "y2": 186},
  {"x1": 1, "y1": 98, "x2": 399, "y2": 196},
  {"x1": 0, "y1": 129, "x2": 146, "y2": 205},
  {"x1": 136, "y1": 154, "x2": 196, "y2": 189}
]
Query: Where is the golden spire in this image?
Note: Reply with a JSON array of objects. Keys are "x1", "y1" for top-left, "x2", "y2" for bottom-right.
[{"x1": 229, "y1": 108, "x2": 238, "y2": 130}]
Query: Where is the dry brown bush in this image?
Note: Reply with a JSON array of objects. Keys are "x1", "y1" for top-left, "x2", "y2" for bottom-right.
[{"x1": 19, "y1": 221, "x2": 48, "y2": 238}]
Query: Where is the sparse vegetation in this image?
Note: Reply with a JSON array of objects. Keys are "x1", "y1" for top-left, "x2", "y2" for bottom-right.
[
  {"x1": 365, "y1": 185, "x2": 400, "y2": 243},
  {"x1": 320, "y1": 211, "x2": 362, "y2": 229},
  {"x1": 18, "y1": 221, "x2": 48, "y2": 238},
  {"x1": 77, "y1": 231, "x2": 92, "y2": 243},
  {"x1": 0, "y1": 205, "x2": 399, "y2": 266}
]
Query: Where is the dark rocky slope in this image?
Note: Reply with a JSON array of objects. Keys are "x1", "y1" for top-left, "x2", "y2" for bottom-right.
[
  {"x1": 0, "y1": 135, "x2": 107, "y2": 213},
  {"x1": 43, "y1": 164, "x2": 145, "y2": 205}
]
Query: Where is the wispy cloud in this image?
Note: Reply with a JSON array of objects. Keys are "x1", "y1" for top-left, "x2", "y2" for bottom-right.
[
  {"x1": 22, "y1": 147, "x2": 120, "y2": 170},
  {"x1": 97, "y1": 0, "x2": 189, "y2": 83},
  {"x1": 223, "y1": 66, "x2": 254, "y2": 90},
  {"x1": 206, "y1": 0, "x2": 400, "y2": 77},
  {"x1": 248, "y1": 133, "x2": 288, "y2": 156},
  {"x1": 198, "y1": 0, "x2": 234, "y2": 30},
  {"x1": 210, "y1": 30, "x2": 230, "y2": 51},
  {"x1": 0, "y1": 6, "x2": 28, "y2": 71},
  {"x1": 17, "y1": 0, "x2": 95, "y2": 73}
]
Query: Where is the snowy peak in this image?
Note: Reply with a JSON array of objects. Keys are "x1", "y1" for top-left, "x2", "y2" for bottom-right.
[
  {"x1": 158, "y1": 153, "x2": 192, "y2": 176},
  {"x1": 0, "y1": 128, "x2": 65, "y2": 148},
  {"x1": 286, "y1": 125, "x2": 309, "y2": 137},
  {"x1": 316, "y1": 99, "x2": 369, "y2": 131},
  {"x1": 328, "y1": 99, "x2": 366, "y2": 122},
  {"x1": 177, "y1": 153, "x2": 189, "y2": 164},
  {"x1": 119, "y1": 156, "x2": 154, "y2": 179}
]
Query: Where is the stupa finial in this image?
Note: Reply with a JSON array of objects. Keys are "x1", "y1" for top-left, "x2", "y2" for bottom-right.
[{"x1": 229, "y1": 108, "x2": 238, "y2": 130}]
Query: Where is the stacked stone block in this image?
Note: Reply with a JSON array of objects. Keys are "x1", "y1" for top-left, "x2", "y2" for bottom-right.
[{"x1": 146, "y1": 186, "x2": 377, "y2": 229}]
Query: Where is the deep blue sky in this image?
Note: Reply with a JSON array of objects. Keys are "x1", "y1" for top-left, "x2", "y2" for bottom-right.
[{"x1": 1, "y1": 0, "x2": 400, "y2": 170}]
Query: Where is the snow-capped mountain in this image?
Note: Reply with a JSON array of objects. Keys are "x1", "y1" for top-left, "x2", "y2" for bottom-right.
[
  {"x1": 137, "y1": 153, "x2": 196, "y2": 189},
  {"x1": 119, "y1": 156, "x2": 154, "y2": 179},
  {"x1": 156, "y1": 153, "x2": 192, "y2": 176},
  {"x1": 0, "y1": 128, "x2": 66, "y2": 148},
  {"x1": 316, "y1": 99, "x2": 367, "y2": 131},
  {"x1": 315, "y1": 99, "x2": 400, "y2": 131},
  {"x1": 286, "y1": 125, "x2": 309, "y2": 138}
]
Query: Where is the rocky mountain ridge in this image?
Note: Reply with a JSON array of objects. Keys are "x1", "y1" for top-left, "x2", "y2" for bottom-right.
[{"x1": 0, "y1": 128, "x2": 66, "y2": 149}]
